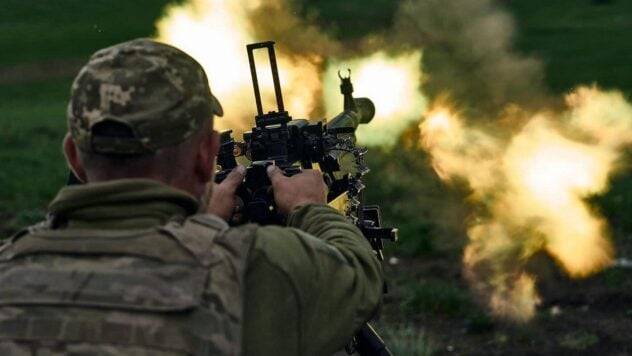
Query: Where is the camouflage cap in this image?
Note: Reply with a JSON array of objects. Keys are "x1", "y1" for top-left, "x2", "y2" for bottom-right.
[{"x1": 67, "y1": 38, "x2": 223, "y2": 155}]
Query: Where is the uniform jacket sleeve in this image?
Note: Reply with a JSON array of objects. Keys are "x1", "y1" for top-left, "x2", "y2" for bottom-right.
[{"x1": 242, "y1": 204, "x2": 383, "y2": 356}]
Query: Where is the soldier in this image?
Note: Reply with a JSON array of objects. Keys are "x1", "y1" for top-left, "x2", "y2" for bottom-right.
[{"x1": 0, "y1": 39, "x2": 383, "y2": 355}]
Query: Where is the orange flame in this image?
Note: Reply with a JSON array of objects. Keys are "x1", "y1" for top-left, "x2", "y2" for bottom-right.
[
  {"x1": 156, "y1": 0, "x2": 425, "y2": 144},
  {"x1": 155, "y1": 0, "x2": 325, "y2": 133},
  {"x1": 421, "y1": 87, "x2": 632, "y2": 320}
]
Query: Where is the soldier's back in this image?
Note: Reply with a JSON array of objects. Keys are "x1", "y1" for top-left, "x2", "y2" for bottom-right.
[{"x1": 0, "y1": 214, "x2": 255, "y2": 356}]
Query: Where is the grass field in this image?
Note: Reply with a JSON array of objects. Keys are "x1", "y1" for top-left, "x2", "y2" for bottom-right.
[
  {"x1": 0, "y1": 0, "x2": 178, "y2": 67},
  {"x1": 0, "y1": 80, "x2": 68, "y2": 221},
  {"x1": 1, "y1": 0, "x2": 631, "y2": 354},
  {"x1": 510, "y1": 0, "x2": 632, "y2": 95}
]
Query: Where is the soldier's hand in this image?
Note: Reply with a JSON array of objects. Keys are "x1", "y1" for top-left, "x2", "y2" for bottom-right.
[
  {"x1": 208, "y1": 165, "x2": 246, "y2": 221},
  {"x1": 267, "y1": 166, "x2": 327, "y2": 216}
]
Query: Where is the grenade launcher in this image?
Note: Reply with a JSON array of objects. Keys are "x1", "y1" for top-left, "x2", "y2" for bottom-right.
[{"x1": 215, "y1": 41, "x2": 397, "y2": 356}]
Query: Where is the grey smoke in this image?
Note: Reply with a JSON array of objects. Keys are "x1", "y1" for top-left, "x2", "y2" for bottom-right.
[{"x1": 391, "y1": 0, "x2": 548, "y2": 119}]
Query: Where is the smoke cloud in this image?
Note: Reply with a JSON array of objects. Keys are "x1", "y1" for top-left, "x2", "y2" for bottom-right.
[
  {"x1": 421, "y1": 87, "x2": 632, "y2": 320},
  {"x1": 392, "y1": 0, "x2": 548, "y2": 120}
]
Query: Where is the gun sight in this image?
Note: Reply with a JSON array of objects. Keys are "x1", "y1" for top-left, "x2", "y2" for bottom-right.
[{"x1": 246, "y1": 41, "x2": 291, "y2": 127}]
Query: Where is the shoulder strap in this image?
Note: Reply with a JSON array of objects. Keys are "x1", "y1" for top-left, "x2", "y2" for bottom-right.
[
  {"x1": 0, "y1": 227, "x2": 195, "y2": 264},
  {"x1": 160, "y1": 215, "x2": 258, "y2": 354},
  {"x1": 159, "y1": 213, "x2": 230, "y2": 266},
  {"x1": 0, "y1": 218, "x2": 51, "y2": 254}
]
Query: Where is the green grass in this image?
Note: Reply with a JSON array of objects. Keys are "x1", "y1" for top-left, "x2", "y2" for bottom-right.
[
  {"x1": 589, "y1": 150, "x2": 632, "y2": 246},
  {"x1": 299, "y1": 0, "x2": 399, "y2": 39},
  {"x1": 403, "y1": 279, "x2": 470, "y2": 316},
  {"x1": 378, "y1": 324, "x2": 435, "y2": 356},
  {"x1": 0, "y1": 80, "x2": 70, "y2": 215},
  {"x1": 559, "y1": 330, "x2": 600, "y2": 350},
  {"x1": 509, "y1": 0, "x2": 632, "y2": 95},
  {"x1": 0, "y1": 0, "x2": 178, "y2": 67}
]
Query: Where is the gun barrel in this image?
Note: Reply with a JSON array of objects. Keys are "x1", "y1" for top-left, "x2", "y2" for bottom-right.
[
  {"x1": 328, "y1": 98, "x2": 375, "y2": 130},
  {"x1": 353, "y1": 98, "x2": 375, "y2": 125}
]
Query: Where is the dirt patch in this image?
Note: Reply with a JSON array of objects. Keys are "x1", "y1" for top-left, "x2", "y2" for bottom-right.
[{"x1": 379, "y1": 252, "x2": 632, "y2": 355}]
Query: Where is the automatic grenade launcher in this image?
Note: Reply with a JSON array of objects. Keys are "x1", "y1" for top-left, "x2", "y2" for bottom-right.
[{"x1": 215, "y1": 41, "x2": 397, "y2": 356}]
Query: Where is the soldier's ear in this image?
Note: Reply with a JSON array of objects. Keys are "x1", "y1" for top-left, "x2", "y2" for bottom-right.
[{"x1": 63, "y1": 134, "x2": 88, "y2": 183}]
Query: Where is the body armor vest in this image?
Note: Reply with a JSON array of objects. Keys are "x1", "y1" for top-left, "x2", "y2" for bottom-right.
[{"x1": 0, "y1": 214, "x2": 256, "y2": 355}]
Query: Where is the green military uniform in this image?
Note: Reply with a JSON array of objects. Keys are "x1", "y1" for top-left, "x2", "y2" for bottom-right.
[{"x1": 0, "y1": 180, "x2": 382, "y2": 355}]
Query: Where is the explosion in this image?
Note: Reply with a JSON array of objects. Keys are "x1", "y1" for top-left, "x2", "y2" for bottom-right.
[
  {"x1": 156, "y1": 0, "x2": 326, "y2": 133},
  {"x1": 156, "y1": 0, "x2": 632, "y2": 321},
  {"x1": 156, "y1": 0, "x2": 425, "y2": 144},
  {"x1": 421, "y1": 87, "x2": 632, "y2": 320}
]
